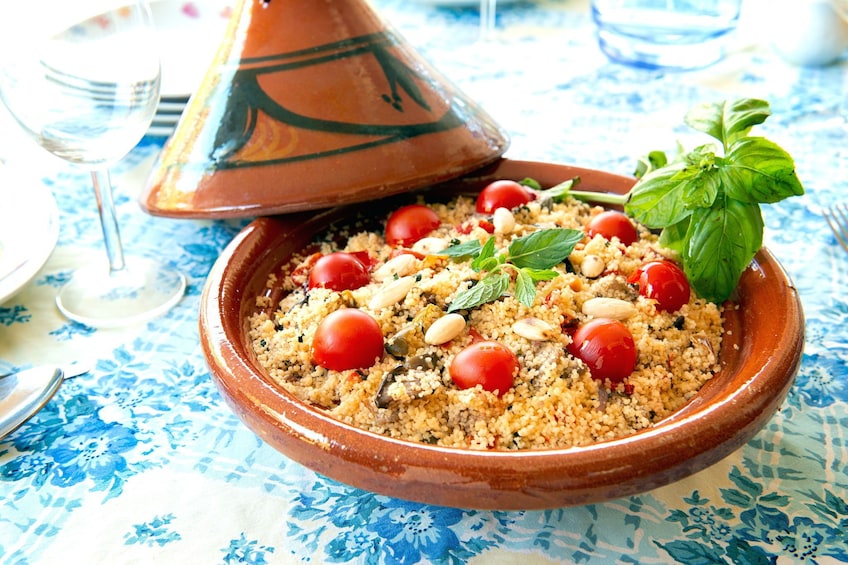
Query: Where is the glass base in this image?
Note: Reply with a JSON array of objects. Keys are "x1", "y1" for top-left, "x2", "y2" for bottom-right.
[
  {"x1": 56, "y1": 258, "x2": 186, "y2": 328},
  {"x1": 596, "y1": 29, "x2": 730, "y2": 71}
]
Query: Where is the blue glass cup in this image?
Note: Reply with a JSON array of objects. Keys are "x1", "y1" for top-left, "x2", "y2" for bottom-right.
[{"x1": 591, "y1": 0, "x2": 743, "y2": 70}]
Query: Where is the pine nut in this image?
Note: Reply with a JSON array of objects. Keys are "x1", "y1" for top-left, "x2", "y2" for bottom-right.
[
  {"x1": 581, "y1": 255, "x2": 605, "y2": 278},
  {"x1": 582, "y1": 297, "x2": 637, "y2": 320},
  {"x1": 412, "y1": 237, "x2": 449, "y2": 255},
  {"x1": 424, "y1": 313, "x2": 466, "y2": 345},
  {"x1": 369, "y1": 276, "x2": 415, "y2": 310},
  {"x1": 512, "y1": 317, "x2": 555, "y2": 341},
  {"x1": 373, "y1": 253, "x2": 419, "y2": 281},
  {"x1": 493, "y1": 207, "x2": 516, "y2": 234}
]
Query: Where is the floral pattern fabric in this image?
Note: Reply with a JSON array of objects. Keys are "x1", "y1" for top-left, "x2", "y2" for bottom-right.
[{"x1": 1, "y1": 0, "x2": 847, "y2": 563}]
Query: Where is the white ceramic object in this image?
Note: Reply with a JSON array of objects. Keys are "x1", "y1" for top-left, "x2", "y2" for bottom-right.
[
  {"x1": 768, "y1": 0, "x2": 848, "y2": 66},
  {"x1": 0, "y1": 164, "x2": 60, "y2": 305},
  {"x1": 150, "y1": 0, "x2": 233, "y2": 96}
]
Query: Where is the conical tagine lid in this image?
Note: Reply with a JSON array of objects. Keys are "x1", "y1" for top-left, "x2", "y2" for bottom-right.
[{"x1": 141, "y1": 0, "x2": 509, "y2": 218}]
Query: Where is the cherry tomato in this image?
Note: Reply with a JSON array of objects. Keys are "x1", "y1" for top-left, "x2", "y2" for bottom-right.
[
  {"x1": 385, "y1": 204, "x2": 441, "y2": 247},
  {"x1": 475, "y1": 180, "x2": 535, "y2": 214},
  {"x1": 307, "y1": 252, "x2": 370, "y2": 291},
  {"x1": 449, "y1": 340, "x2": 518, "y2": 396},
  {"x1": 586, "y1": 210, "x2": 638, "y2": 246},
  {"x1": 289, "y1": 251, "x2": 322, "y2": 287},
  {"x1": 348, "y1": 250, "x2": 378, "y2": 271},
  {"x1": 312, "y1": 309, "x2": 384, "y2": 371},
  {"x1": 567, "y1": 318, "x2": 637, "y2": 383},
  {"x1": 467, "y1": 327, "x2": 486, "y2": 343},
  {"x1": 627, "y1": 260, "x2": 691, "y2": 313}
]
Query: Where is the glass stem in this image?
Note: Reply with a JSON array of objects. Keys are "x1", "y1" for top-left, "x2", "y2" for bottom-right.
[
  {"x1": 480, "y1": 0, "x2": 497, "y2": 40},
  {"x1": 91, "y1": 169, "x2": 126, "y2": 275}
]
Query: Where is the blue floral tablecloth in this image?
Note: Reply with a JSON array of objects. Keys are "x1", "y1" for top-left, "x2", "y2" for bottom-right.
[{"x1": 1, "y1": 0, "x2": 847, "y2": 563}]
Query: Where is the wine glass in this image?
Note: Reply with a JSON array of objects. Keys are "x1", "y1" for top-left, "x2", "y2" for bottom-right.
[
  {"x1": 480, "y1": 0, "x2": 498, "y2": 41},
  {"x1": 0, "y1": 1, "x2": 185, "y2": 328}
]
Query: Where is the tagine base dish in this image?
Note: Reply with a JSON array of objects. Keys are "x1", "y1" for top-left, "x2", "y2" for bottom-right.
[{"x1": 199, "y1": 158, "x2": 804, "y2": 510}]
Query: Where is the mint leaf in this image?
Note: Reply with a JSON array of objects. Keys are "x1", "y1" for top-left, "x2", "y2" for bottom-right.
[
  {"x1": 683, "y1": 198, "x2": 763, "y2": 302},
  {"x1": 514, "y1": 269, "x2": 536, "y2": 308},
  {"x1": 443, "y1": 229, "x2": 580, "y2": 312},
  {"x1": 507, "y1": 229, "x2": 583, "y2": 270},
  {"x1": 440, "y1": 239, "x2": 482, "y2": 258},
  {"x1": 471, "y1": 236, "x2": 496, "y2": 271},
  {"x1": 524, "y1": 268, "x2": 560, "y2": 281},
  {"x1": 448, "y1": 272, "x2": 510, "y2": 312},
  {"x1": 721, "y1": 137, "x2": 805, "y2": 203}
]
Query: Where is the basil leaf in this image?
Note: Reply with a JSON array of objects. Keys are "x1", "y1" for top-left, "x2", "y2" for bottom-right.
[
  {"x1": 471, "y1": 236, "x2": 496, "y2": 271},
  {"x1": 518, "y1": 177, "x2": 542, "y2": 190},
  {"x1": 658, "y1": 217, "x2": 689, "y2": 254},
  {"x1": 685, "y1": 99, "x2": 770, "y2": 147},
  {"x1": 681, "y1": 168, "x2": 721, "y2": 209},
  {"x1": 543, "y1": 177, "x2": 581, "y2": 203},
  {"x1": 448, "y1": 272, "x2": 510, "y2": 312},
  {"x1": 626, "y1": 98, "x2": 802, "y2": 305},
  {"x1": 683, "y1": 198, "x2": 763, "y2": 303},
  {"x1": 514, "y1": 269, "x2": 536, "y2": 308},
  {"x1": 682, "y1": 143, "x2": 719, "y2": 169},
  {"x1": 441, "y1": 239, "x2": 482, "y2": 258},
  {"x1": 507, "y1": 228, "x2": 583, "y2": 270},
  {"x1": 721, "y1": 137, "x2": 805, "y2": 203},
  {"x1": 634, "y1": 150, "x2": 668, "y2": 178},
  {"x1": 659, "y1": 148, "x2": 721, "y2": 210},
  {"x1": 626, "y1": 165, "x2": 693, "y2": 228}
]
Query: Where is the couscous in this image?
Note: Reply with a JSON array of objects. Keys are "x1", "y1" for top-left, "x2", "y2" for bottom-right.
[{"x1": 249, "y1": 180, "x2": 723, "y2": 450}]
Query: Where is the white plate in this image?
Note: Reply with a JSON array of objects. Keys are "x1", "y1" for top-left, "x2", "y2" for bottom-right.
[
  {"x1": 150, "y1": 0, "x2": 233, "y2": 97},
  {"x1": 0, "y1": 164, "x2": 60, "y2": 305}
]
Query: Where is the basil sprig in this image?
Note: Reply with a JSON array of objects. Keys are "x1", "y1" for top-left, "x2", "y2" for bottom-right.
[
  {"x1": 541, "y1": 98, "x2": 804, "y2": 304},
  {"x1": 626, "y1": 99, "x2": 803, "y2": 302},
  {"x1": 442, "y1": 228, "x2": 582, "y2": 312}
]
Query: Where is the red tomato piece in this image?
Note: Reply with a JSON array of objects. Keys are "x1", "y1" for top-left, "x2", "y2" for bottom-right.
[
  {"x1": 385, "y1": 204, "x2": 441, "y2": 246},
  {"x1": 455, "y1": 222, "x2": 474, "y2": 235},
  {"x1": 388, "y1": 248, "x2": 426, "y2": 260},
  {"x1": 586, "y1": 210, "x2": 638, "y2": 246},
  {"x1": 567, "y1": 318, "x2": 637, "y2": 383},
  {"x1": 348, "y1": 250, "x2": 377, "y2": 271},
  {"x1": 456, "y1": 219, "x2": 496, "y2": 234},
  {"x1": 475, "y1": 180, "x2": 536, "y2": 214},
  {"x1": 467, "y1": 327, "x2": 486, "y2": 343},
  {"x1": 449, "y1": 340, "x2": 518, "y2": 396},
  {"x1": 290, "y1": 251, "x2": 322, "y2": 287},
  {"x1": 307, "y1": 252, "x2": 371, "y2": 291},
  {"x1": 312, "y1": 309, "x2": 384, "y2": 371},
  {"x1": 627, "y1": 260, "x2": 691, "y2": 312},
  {"x1": 478, "y1": 219, "x2": 495, "y2": 233}
]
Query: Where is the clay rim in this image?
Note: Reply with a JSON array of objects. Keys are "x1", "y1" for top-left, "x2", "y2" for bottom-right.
[{"x1": 199, "y1": 159, "x2": 805, "y2": 506}]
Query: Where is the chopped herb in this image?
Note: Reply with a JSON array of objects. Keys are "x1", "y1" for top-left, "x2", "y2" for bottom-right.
[{"x1": 444, "y1": 228, "x2": 582, "y2": 311}]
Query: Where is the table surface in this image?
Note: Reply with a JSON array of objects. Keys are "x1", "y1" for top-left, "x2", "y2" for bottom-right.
[{"x1": 2, "y1": 0, "x2": 847, "y2": 563}]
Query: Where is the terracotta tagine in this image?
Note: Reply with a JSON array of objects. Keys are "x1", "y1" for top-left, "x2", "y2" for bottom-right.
[{"x1": 141, "y1": 0, "x2": 509, "y2": 218}]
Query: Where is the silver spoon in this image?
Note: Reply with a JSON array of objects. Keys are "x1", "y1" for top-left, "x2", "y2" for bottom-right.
[{"x1": 0, "y1": 363, "x2": 89, "y2": 440}]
